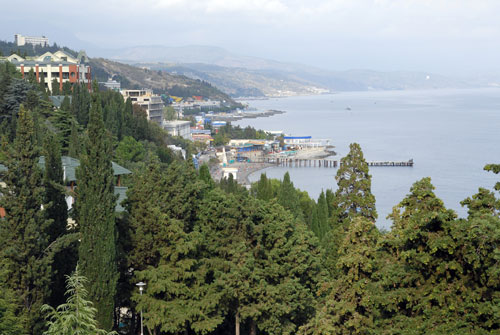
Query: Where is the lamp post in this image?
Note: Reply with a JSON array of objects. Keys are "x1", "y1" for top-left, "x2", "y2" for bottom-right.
[{"x1": 136, "y1": 282, "x2": 146, "y2": 335}]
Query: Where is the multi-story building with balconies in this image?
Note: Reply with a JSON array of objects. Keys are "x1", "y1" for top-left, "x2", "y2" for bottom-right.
[
  {"x1": 120, "y1": 89, "x2": 164, "y2": 125},
  {"x1": 4, "y1": 50, "x2": 91, "y2": 92}
]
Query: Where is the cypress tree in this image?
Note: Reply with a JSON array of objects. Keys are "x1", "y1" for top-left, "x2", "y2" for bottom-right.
[
  {"x1": 43, "y1": 133, "x2": 75, "y2": 308},
  {"x1": 199, "y1": 163, "x2": 215, "y2": 188},
  {"x1": 51, "y1": 79, "x2": 60, "y2": 96},
  {"x1": 43, "y1": 133, "x2": 67, "y2": 241},
  {"x1": 0, "y1": 106, "x2": 52, "y2": 334},
  {"x1": 76, "y1": 94, "x2": 118, "y2": 331},
  {"x1": 277, "y1": 172, "x2": 302, "y2": 219},
  {"x1": 335, "y1": 143, "x2": 377, "y2": 223},
  {"x1": 254, "y1": 173, "x2": 273, "y2": 201},
  {"x1": 67, "y1": 120, "x2": 80, "y2": 158},
  {"x1": 316, "y1": 190, "x2": 329, "y2": 240}
]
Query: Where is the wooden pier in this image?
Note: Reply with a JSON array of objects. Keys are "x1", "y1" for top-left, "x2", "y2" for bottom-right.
[{"x1": 266, "y1": 158, "x2": 413, "y2": 168}]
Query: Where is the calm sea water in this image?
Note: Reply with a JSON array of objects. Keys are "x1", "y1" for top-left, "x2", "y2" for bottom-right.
[{"x1": 234, "y1": 88, "x2": 500, "y2": 229}]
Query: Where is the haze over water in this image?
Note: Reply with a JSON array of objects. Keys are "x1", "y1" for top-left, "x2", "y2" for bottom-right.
[{"x1": 235, "y1": 88, "x2": 500, "y2": 229}]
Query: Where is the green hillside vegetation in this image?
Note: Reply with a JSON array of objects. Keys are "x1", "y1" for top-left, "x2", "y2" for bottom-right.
[
  {"x1": 90, "y1": 58, "x2": 242, "y2": 107},
  {"x1": 0, "y1": 61, "x2": 499, "y2": 335}
]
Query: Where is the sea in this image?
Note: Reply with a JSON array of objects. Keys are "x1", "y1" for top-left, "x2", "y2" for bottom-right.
[{"x1": 234, "y1": 88, "x2": 500, "y2": 229}]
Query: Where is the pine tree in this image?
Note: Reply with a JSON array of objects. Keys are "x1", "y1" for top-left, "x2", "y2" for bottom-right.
[
  {"x1": 300, "y1": 217, "x2": 379, "y2": 335},
  {"x1": 41, "y1": 265, "x2": 117, "y2": 335},
  {"x1": 335, "y1": 143, "x2": 377, "y2": 222},
  {"x1": 126, "y1": 161, "x2": 215, "y2": 334},
  {"x1": 377, "y1": 178, "x2": 461, "y2": 333},
  {"x1": 0, "y1": 106, "x2": 52, "y2": 334},
  {"x1": 76, "y1": 94, "x2": 118, "y2": 331},
  {"x1": 0, "y1": 267, "x2": 25, "y2": 335}
]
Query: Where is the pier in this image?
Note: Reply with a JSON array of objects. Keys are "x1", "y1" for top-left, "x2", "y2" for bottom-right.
[{"x1": 266, "y1": 158, "x2": 413, "y2": 168}]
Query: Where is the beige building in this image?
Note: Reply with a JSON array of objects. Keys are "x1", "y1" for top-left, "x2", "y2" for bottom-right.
[
  {"x1": 121, "y1": 89, "x2": 164, "y2": 125},
  {"x1": 5, "y1": 50, "x2": 91, "y2": 92}
]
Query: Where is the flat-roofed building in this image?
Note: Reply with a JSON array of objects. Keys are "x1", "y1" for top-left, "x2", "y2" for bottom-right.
[
  {"x1": 15, "y1": 34, "x2": 49, "y2": 47},
  {"x1": 121, "y1": 89, "x2": 164, "y2": 125},
  {"x1": 163, "y1": 120, "x2": 192, "y2": 140},
  {"x1": 4, "y1": 50, "x2": 91, "y2": 92}
]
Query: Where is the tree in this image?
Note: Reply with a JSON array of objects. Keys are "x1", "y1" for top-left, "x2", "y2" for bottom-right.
[
  {"x1": 67, "y1": 120, "x2": 80, "y2": 158},
  {"x1": 301, "y1": 217, "x2": 379, "y2": 335},
  {"x1": 0, "y1": 106, "x2": 52, "y2": 334},
  {"x1": 376, "y1": 178, "x2": 462, "y2": 333},
  {"x1": 75, "y1": 95, "x2": 118, "y2": 331},
  {"x1": 253, "y1": 173, "x2": 274, "y2": 201},
  {"x1": 277, "y1": 172, "x2": 303, "y2": 219},
  {"x1": 313, "y1": 190, "x2": 329, "y2": 240},
  {"x1": 0, "y1": 267, "x2": 25, "y2": 335},
  {"x1": 115, "y1": 136, "x2": 145, "y2": 164},
  {"x1": 41, "y1": 265, "x2": 117, "y2": 335},
  {"x1": 51, "y1": 79, "x2": 60, "y2": 96},
  {"x1": 43, "y1": 133, "x2": 75, "y2": 308},
  {"x1": 126, "y1": 161, "x2": 214, "y2": 334},
  {"x1": 71, "y1": 84, "x2": 91, "y2": 126},
  {"x1": 199, "y1": 163, "x2": 215, "y2": 189},
  {"x1": 335, "y1": 143, "x2": 377, "y2": 222}
]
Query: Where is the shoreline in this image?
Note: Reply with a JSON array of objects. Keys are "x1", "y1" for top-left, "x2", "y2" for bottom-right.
[{"x1": 208, "y1": 148, "x2": 336, "y2": 186}]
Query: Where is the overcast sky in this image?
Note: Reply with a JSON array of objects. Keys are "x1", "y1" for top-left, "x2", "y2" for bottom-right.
[{"x1": 2, "y1": 0, "x2": 500, "y2": 74}]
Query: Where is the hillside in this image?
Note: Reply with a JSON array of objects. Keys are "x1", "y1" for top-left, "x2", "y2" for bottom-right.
[{"x1": 90, "y1": 58, "x2": 240, "y2": 106}]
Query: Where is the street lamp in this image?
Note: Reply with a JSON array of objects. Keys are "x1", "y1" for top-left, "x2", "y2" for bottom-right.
[{"x1": 136, "y1": 282, "x2": 146, "y2": 335}]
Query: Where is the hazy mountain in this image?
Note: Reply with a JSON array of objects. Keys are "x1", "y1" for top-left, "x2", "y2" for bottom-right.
[{"x1": 100, "y1": 45, "x2": 499, "y2": 97}]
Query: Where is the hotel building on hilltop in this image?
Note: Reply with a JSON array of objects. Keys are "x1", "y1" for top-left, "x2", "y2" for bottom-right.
[
  {"x1": 3, "y1": 50, "x2": 92, "y2": 92},
  {"x1": 15, "y1": 34, "x2": 49, "y2": 47},
  {"x1": 121, "y1": 89, "x2": 164, "y2": 125}
]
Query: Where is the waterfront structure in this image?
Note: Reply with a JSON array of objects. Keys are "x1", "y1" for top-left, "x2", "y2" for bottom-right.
[
  {"x1": 284, "y1": 136, "x2": 330, "y2": 148},
  {"x1": 121, "y1": 89, "x2": 164, "y2": 125},
  {"x1": 163, "y1": 120, "x2": 192, "y2": 140},
  {"x1": 3, "y1": 50, "x2": 91, "y2": 92},
  {"x1": 15, "y1": 34, "x2": 49, "y2": 47}
]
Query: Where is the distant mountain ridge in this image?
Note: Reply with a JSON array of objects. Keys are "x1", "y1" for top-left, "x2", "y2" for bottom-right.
[{"x1": 100, "y1": 45, "x2": 499, "y2": 97}]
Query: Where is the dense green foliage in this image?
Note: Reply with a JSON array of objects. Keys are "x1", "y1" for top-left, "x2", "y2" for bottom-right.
[
  {"x1": 212, "y1": 123, "x2": 273, "y2": 145},
  {"x1": 0, "y1": 106, "x2": 52, "y2": 334},
  {"x1": 0, "y1": 62, "x2": 499, "y2": 335}
]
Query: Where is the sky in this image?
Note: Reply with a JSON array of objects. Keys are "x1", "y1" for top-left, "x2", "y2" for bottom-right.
[{"x1": 2, "y1": 0, "x2": 500, "y2": 74}]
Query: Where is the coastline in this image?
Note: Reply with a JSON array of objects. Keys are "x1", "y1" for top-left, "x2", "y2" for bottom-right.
[{"x1": 208, "y1": 147, "x2": 336, "y2": 186}]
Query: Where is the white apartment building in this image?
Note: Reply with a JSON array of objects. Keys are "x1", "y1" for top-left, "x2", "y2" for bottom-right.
[
  {"x1": 163, "y1": 120, "x2": 192, "y2": 140},
  {"x1": 121, "y1": 89, "x2": 164, "y2": 125},
  {"x1": 5, "y1": 50, "x2": 91, "y2": 92},
  {"x1": 15, "y1": 34, "x2": 49, "y2": 47}
]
